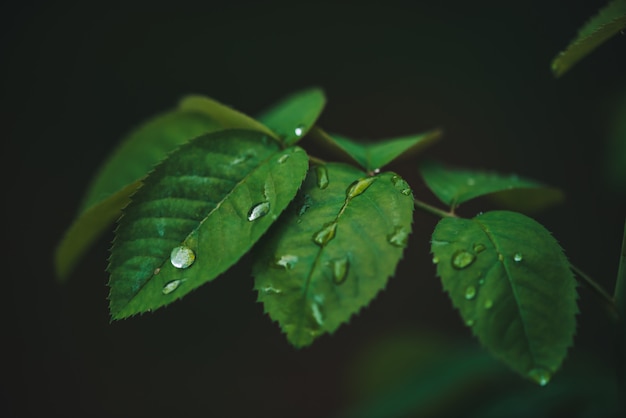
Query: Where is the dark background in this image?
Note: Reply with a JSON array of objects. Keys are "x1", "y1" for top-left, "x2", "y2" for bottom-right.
[{"x1": 2, "y1": 1, "x2": 625, "y2": 417}]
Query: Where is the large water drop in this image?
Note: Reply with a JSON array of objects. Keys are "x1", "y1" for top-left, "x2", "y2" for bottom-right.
[
  {"x1": 346, "y1": 177, "x2": 376, "y2": 199},
  {"x1": 451, "y1": 250, "x2": 476, "y2": 269},
  {"x1": 313, "y1": 222, "x2": 337, "y2": 246},
  {"x1": 247, "y1": 201, "x2": 270, "y2": 221},
  {"x1": 528, "y1": 368, "x2": 551, "y2": 386},
  {"x1": 315, "y1": 165, "x2": 329, "y2": 189},
  {"x1": 170, "y1": 246, "x2": 195, "y2": 269},
  {"x1": 331, "y1": 257, "x2": 349, "y2": 285},
  {"x1": 162, "y1": 279, "x2": 183, "y2": 295},
  {"x1": 391, "y1": 175, "x2": 412, "y2": 196}
]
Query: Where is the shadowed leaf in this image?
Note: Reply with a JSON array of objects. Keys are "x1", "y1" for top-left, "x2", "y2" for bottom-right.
[
  {"x1": 431, "y1": 211, "x2": 578, "y2": 384},
  {"x1": 252, "y1": 164, "x2": 414, "y2": 347},
  {"x1": 107, "y1": 129, "x2": 309, "y2": 319}
]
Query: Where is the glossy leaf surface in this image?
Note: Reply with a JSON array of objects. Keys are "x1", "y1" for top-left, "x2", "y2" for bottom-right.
[
  {"x1": 419, "y1": 159, "x2": 563, "y2": 211},
  {"x1": 253, "y1": 164, "x2": 414, "y2": 347},
  {"x1": 108, "y1": 129, "x2": 309, "y2": 319},
  {"x1": 256, "y1": 87, "x2": 326, "y2": 145},
  {"x1": 551, "y1": 0, "x2": 626, "y2": 77},
  {"x1": 431, "y1": 211, "x2": 578, "y2": 384}
]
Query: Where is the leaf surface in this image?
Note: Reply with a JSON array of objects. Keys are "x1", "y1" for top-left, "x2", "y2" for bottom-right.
[
  {"x1": 431, "y1": 211, "x2": 578, "y2": 384},
  {"x1": 310, "y1": 128, "x2": 442, "y2": 172},
  {"x1": 107, "y1": 129, "x2": 309, "y2": 319},
  {"x1": 551, "y1": 0, "x2": 626, "y2": 77},
  {"x1": 256, "y1": 87, "x2": 326, "y2": 145},
  {"x1": 419, "y1": 159, "x2": 563, "y2": 211},
  {"x1": 252, "y1": 164, "x2": 414, "y2": 347}
]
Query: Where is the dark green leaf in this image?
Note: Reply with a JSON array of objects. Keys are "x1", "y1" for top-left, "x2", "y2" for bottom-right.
[
  {"x1": 55, "y1": 106, "x2": 221, "y2": 281},
  {"x1": 615, "y1": 218, "x2": 626, "y2": 323},
  {"x1": 107, "y1": 129, "x2": 309, "y2": 319},
  {"x1": 551, "y1": 0, "x2": 626, "y2": 77},
  {"x1": 431, "y1": 211, "x2": 578, "y2": 384},
  {"x1": 252, "y1": 164, "x2": 414, "y2": 347},
  {"x1": 309, "y1": 127, "x2": 442, "y2": 172},
  {"x1": 419, "y1": 159, "x2": 563, "y2": 211},
  {"x1": 256, "y1": 87, "x2": 326, "y2": 145}
]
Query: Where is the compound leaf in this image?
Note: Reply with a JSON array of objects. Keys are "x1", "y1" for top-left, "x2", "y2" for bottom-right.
[
  {"x1": 551, "y1": 0, "x2": 626, "y2": 77},
  {"x1": 252, "y1": 163, "x2": 414, "y2": 347},
  {"x1": 108, "y1": 129, "x2": 309, "y2": 319},
  {"x1": 431, "y1": 211, "x2": 578, "y2": 384},
  {"x1": 256, "y1": 87, "x2": 326, "y2": 145},
  {"x1": 310, "y1": 128, "x2": 442, "y2": 172},
  {"x1": 419, "y1": 159, "x2": 563, "y2": 211}
]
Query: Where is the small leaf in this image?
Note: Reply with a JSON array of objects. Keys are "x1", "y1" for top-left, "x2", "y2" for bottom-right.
[
  {"x1": 431, "y1": 210, "x2": 578, "y2": 384},
  {"x1": 55, "y1": 107, "x2": 221, "y2": 281},
  {"x1": 419, "y1": 159, "x2": 563, "y2": 211},
  {"x1": 107, "y1": 129, "x2": 309, "y2": 319},
  {"x1": 252, "y1": 164, "x2": 414, "y2": 347},
  {"x1": 310, "y1": 127, "x2": 442, "y2": 172},
  {"x1": 551, "y1": 0, "x2": 626, "y2": 77},
  {"x1": 256, "y1": 87, "x2": 326, "y2": 145}
]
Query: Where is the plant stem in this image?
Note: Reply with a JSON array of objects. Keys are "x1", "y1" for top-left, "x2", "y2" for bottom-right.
[
  {"x1": 308, "y1": 155, "x2": 326, "y2": 166},
  {"x1": 414, "y1": 198, "x2": 458, "y2": 218},
  {"x1": 571, "y1": 264, "x2": 619, "y2": 321}
]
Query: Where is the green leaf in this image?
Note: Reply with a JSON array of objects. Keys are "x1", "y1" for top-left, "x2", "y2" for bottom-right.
[
  {"x1": 309, "y1": 127, "x2": 442, "y2": 172},
  {"x1": 56, "y1": 93, "x2": 279, "y2": 282},
  {"x1": 419, "y1": 159, "x2": 563, "y2": 212},
  {"x1": 430, "y1": 211, "x2": 578, "y2": 384},
  {"x1": 55, "y1": 107, "x2": 221, "y2": 281},
  {"x1": 551, "y1": 0, "x2": 626, "y2": 77},
  {"x1": 252, "y1": 164, "x2": 415, "y2": 347},
  {"x1": 256, "y1": 87, "x2": 326, "y2": 145},
  {"x1": 107, "y1": 129, "x2": 309, "y2": 319}
]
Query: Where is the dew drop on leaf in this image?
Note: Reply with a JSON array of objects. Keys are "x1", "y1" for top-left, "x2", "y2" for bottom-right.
[
  {"x1": 464, "y1": 285, "x2": 477, "y2": 300},
  {"x1": 277, "y1": 154, "x2": 290, "y2": 164},
  {"x1": 162, "y1": 279, "x2": 183, "y2": 295},
  {"x1": 331, "y1": 256, "x2": 350, "y2": 285},
  {"x1": 311, "y1": 302, "x2": 324, "y2": 325},
  {"x1": 498, "y1": 253, "x2": 504, "y2": 262},
  {"x1": 466, "y1": 319, "x2": 475, "y2": 327},
  {"x1": 391, "y1": 175, "x2": 412, "y2": 196},
  {"x1": 466, "y1": 177, "x2": 476, "y2": 186},
  {"x1": 313, "y1": 222, "x2": 337, "y2": 246},
  {"x1": 274, "y1": 254, "x2": 298, "y2": 270},
  {"x1": 387, "y1": 226, "x2": 410, "y2": 248},
  {"x1": 170, "y1": 246, "x2": 195, "y2": 269},
  {"x1": 294, "y1": 124, "x2": 306, "y2": 137},
  {"x1": 473, "y1": 243, "x2": 486, "y2": 253},
  {"x1": 451, "y1": 250, "x2": 476, "y2": 269},
  {"x1": 514, "y1": 252, "x2": 523, "y2": 262},
  {"x1": 484, "y1": 299, "x2": 493, "y2": 309},
  {"x1": 247, "y1": 201, "x2": 270, "y2": 221},
  {"x1": 262, "y1": 285, "x2": 282, "y2": 295},
  {"x1": 432, "y1": 255, "x2": 440, "y2": 264},
  {"x1": 315, "y1": 165, "x2": 329, "y2": 189},
  {"x1": 528, "y1": 368, "x2": 552, "y2": 386},
  {"x1": 346, "y1": 177, "x2": 377, "y2": 199}
]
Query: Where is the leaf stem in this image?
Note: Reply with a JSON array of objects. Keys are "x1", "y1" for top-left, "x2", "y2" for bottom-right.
[
  {"x1": 571, "y1": 264, "x2": 619, "y2": 321},
  {"x1": 308, "y1": 155, "x2": 326, "y2": 166},
  {"x1": 413, "y1": 198, "x2": 458, "y2": 218}
]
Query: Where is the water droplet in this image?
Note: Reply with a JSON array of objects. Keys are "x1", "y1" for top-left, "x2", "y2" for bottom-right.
[
  {"x1": 262, "y1": 285, "x2": 282, "y2": 295},
  {"x1": 498, "y1": 253, "x2": 504, "y2": 262},
  {"x1": 313, "y1": 222, "x2": 337, "y2": 246},
  {"x1": 466, "y1": 177, "x2": 476, "y2": 186},
  {"x1": 315, "y1": 165, "x2": 329, "y2": 189},
  {"x1": 277, "y1": 154, "x2": 290, "y2": 164},
  {"x1": 484, "y1": 299, "x2": 493, "y2": 309},
  {"x1": 528, "y1": 368, "x2": 551, "y2": 386},
  {"x1": 153, "y1": 268, "x2": 161, "y2": 275},
  {"x1": 247, "y1": 201, "x2": 270, "y2": 221},
  {"x1": 274, "y1": 254, "x2": 298, "y2": 270},
  {"x1": 387, "y1": 226, "x2": 410, "y2": 248},
  {"x1": 466, "y1": 319, "x2": 475, "y2": 327},
  {"x1": 513, "y1": 252, "x2": 523, "y2": 262},
  {"x1": 432, "y1": 256, "x2": 440, "y2": 264},
  {"x1": 451, "y1": 250, "x2": 476, "y2": 269},
  {"x1": 473, "y1": 243, "x2": 486, "y2": 253},
  {"x1": 478, "y1": 278, "x2": 485, "y2": 286},
  {"x1": 231, "y1": 149, "x2": 256, "y2": 165},
  {"x1": 162, "y1": 279, "x2": 183, "y2": 295},
  {"x1": 465, "y1": 285, "x2": 477, "y2": 300},
  {"x1": 170, "y1": 246, "x2": 195, "y2": 269},
  {"x1": 298, "y1": 194, "x2": 312, "y2": 217},
  {"x1": 294, "y1": 124, "x2": 306, "y2": 137},
  {"x1": 391, "y1": 175, "x2": 412, "y2": 196},
  {"x1": 346, "y1": 177, "x2": 376, "y2": 199},
  {"x1": 331, "y1": 257, "x2": 349, "y2": 285},
  {"x1": 311, "y1": 302, "x2": 323, "y2": 325}
]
